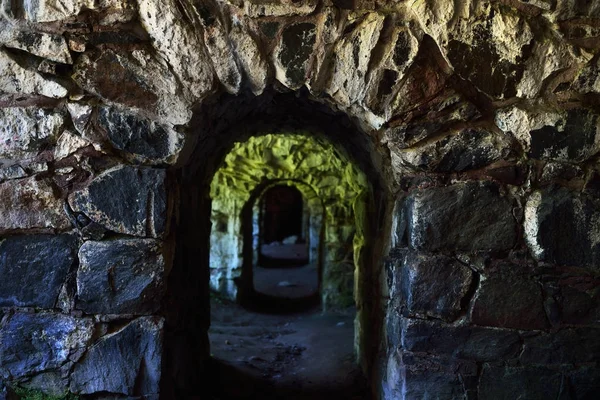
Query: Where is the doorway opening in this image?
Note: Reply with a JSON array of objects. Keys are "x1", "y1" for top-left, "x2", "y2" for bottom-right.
[
  {"x1": 170, "y1": 90, "x2": 392, "y2": 400},
  {"x1": 206, "y1": 132, "x2": 370, "y2": 398},
  {"x1": 251, "y1": 181, "x2": 322, "y2": 304}
]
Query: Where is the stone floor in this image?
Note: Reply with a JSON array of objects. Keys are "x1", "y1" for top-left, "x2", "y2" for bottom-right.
[
  {"x1": 253, "y1": 263, "x2": 318, "y2": 299},
  {"x1": 208, "y1": 296, "x2": 366, "y2": 399}
]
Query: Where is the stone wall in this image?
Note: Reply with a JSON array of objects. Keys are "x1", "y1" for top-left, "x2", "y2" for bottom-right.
[{"x1": 0, "y1": 0, "x2": 599, "y2": 398}]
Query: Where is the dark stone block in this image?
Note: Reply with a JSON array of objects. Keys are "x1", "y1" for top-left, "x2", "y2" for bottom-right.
[
  {"x1": 435, "y1": 128, "x2": 512, "y2": 172},
  {"x1": 406, "y1": 182, "x2": 517, "y2": 251},
  {"x1": 69, "y1": 166, "x2": 167, "y2": 238},
  {"x1": 558, "y1": 283, "x2": 600, "y2": 326},
  {"x1": 526, "y1": 187, "x2": 600, "y2": 270},
  {"x1": 530, "y1": 108, "x2": 599, "y2": 162},
  {"x1": 479, "y1": 365, "x2": 569, "y2": 400},
  {"x1": 279, "y1": 23, "x2": 316, "y2": 87},
  {"x1": 447, "y1": 24, "x2": 525, "y2": 99},
  {"x1": 471, "y1": 263, "x2": 549, "y2": 330},
  {"x1": 521, "y1": 328, "x2": 600, "y2": 365},
  {"x1": 569, "y1": 367, "x2": 600, "y2": 400},
  {"x1": 76, "y1": 239, "x2": 165, "y2": 315},
  {"x1": 385, "y1": 350, "x2": 477, "y2": 400},
  {"x1": 0, "y1": 235, "x2": 77, "y2": 308},
  {"x1": 397, "y1": 251, "x2": 473, "y2": 321},
  {"x1": 400, "y1": 317, "x2": 520, "y2": 362},
  {"x1": 0, "y1": 313, "x2": 93, "y2": 379},
  {"x1": 70, "y1": 317, "x2": 163, "y2": 396},
  {"x1": 98, "y1": 106, "x2": 182, "y2": 163}
]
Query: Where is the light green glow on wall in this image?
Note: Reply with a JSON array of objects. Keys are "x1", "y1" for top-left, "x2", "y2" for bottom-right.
[{"x1": 209, "y1": 133, "x2": 369, "y2": 308}]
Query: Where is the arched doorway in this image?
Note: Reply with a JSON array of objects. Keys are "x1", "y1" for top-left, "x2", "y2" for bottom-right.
[
  {"x1": 168, "y1": 90, "x2": 393, "y2": 399},
  {"x1": 247, "y1": 180, "x2": 324, "y2": 304}
]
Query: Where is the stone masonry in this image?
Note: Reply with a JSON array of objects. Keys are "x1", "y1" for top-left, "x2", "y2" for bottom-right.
[{"x1": 0, "y1": 0, "x2": 599, "y2": 398}]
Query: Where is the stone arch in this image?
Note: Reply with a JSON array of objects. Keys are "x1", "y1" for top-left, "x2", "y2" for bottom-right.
[
  {"x1": 240, "y1": 178, "x2": 324, "y2": 304},
  {"x1": 208, "y1": 132, "x2": 369, "y2": 309}
]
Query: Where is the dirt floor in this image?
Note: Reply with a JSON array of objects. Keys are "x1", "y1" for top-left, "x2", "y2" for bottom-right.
[{"x1": 208, "y1": 262, "x2": 368, "y2": 399}]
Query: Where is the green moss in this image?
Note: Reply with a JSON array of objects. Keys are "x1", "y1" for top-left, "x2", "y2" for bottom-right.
[{"x1": 12, "y1": 387, "x2": 79, "y2": 400}]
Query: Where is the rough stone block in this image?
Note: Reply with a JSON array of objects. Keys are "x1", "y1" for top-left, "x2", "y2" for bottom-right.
[
  {"x1": 479, "y1": 364, "x2": 569, "y2": 399},
  {"x1": 406, "y1": 182, "x2": 517, "y2": 251},
  {"x1": 76, "y1": 239, "x2": 166, "y2": 315},
  {"x1": 0, "y1": 234, "x2": 77, "y2": 308},
  {"x1": 529, "y1": 108, "x2": 599, "y2": 162},
  {"x1": 275, "y1": 22, "x2": 317, "y2": 89},
  {"x1": 0, "y1": 49, "x2": 67, "y2": 98},
  {"x1": 69, "y1": 166, "x2": 168, "y2": 238},
  {"x1": 400, "y1": 317, "x2": 520, "y2": 362},
  {"x1": 0, "y1": 313, "x2": 93, "y2": 379},
  {"x1": 521, "y1": 328, "x2": 600, "y2": 365},
  {"x1": 98, "y1": 106, "x2": 184, "y2": 164},
  {"x1": 70, "y1": 317, "x2": 163, "y2": 397},
  {"x1": 569, "y1": 367, "x2": 600, "y2": 399},
  {"x1": 471, "y1": 262, "x2": 549, "y2": 330},
  {"x1": 392, "y1": 128, "x2": 512, "y2": 173},
  {"x1": 0, "y1": 177, "x2": 70, "y2": 233},
  {"x1": 385, "y1": 350, "x2": 477, "y2": 400},
  {"x1": 525, "y1": 188, "x2": 600, "y2": 270},
  {"x1": 0, "y1": 107, "x2": 65, "y2": 160},
  {"x1": 394, "y1": 251, "x2": 473, "y2": 322}
]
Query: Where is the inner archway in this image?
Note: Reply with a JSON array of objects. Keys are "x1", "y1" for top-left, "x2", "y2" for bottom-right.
[
  {"x1": 250, "y1": 181, "x2": 323, "y2": 303},
  {"x1": 204, "y1": 128, "x2": 374, "y2": 398},
  {"x1": 170, "y1": 89, "x2": 393, "y2": 399}
]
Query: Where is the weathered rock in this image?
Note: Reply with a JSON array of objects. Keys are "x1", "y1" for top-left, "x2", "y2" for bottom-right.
[
  {"x1": 54, "y1": 130, "x2": 89, "y2": 160},
  {"x1": 69, "y1": 166, "x2": 168, "y2": 238},
  {"x1": 0, "y1": 0, "x2": 137, "y2": 23},
  {"x1": 390, "y1": 128, "x2": 513, "y2": 174},
  {"x1": 499, "y1": 104, "x2": 600, "y2": 163},
  {"x1": 72, "y1": 48, "x2": 190, "y2": 126},
  {"x1": 72, "y1": 50, "x2": 158, "y2": 111},
  {"x1": 0, "y1": 29, "x2": 72, "y2": 64},
  {"x1": 0, "y1": 234, "x2": 77, "y2": 308},
  {"x1": 364, "y1": 26, "x2": 420, "y2": 119},
  {"x1": 275, "y1": 21, "x2": 317, "y2": 89},
  {"x1": 243, "y1": 0, "x2": 318, "y2": 17},
  {"x1": 66, "y1": 103, "x2": 93, "y2": 136},
  {"x1": 521, "y1": 328, "x2": 600, "y2": 365},
  {"x1": 383, "y1": 92, "x2": 480, "y2": 148},
  {"x1": 528, "y1": 109, "x2": 600, "y2": 162},
  {"x1": 325, "y1": 12, "x2": 384, "y2": 106},
  {"x1": 0, "y1": 176, "x2": 70, "y2": 233},
  {"x1": 230, "y1": 22, "x2": 269, "y2": 95},
  {"x1": 406, "y1": 182, "x2": 517, "y2": 251},
  {"x1": 0, "y1": 49, "x2": 67, "y2": 98},
  {"x1": 525, "y1": 187, "x2": 600, "y2": 270},
  {"x1": 0, "y1": 312, "x2": 93, "y2": 378},
  {"x1": 202, "y1": 20, "x2": 242, "y2": 94},
  {"x1": 0, "y1": 107, "x2": 65, "y2": 160},
  {"x1": 400, "y1": 317, "x2": 521, "y2": 362},
  {"x1": 385, "y1": 350, "x2": 477, "y2": 400},
  {"x1": 70, "y1": 317, "x2": 163, "y2": 396},
  {"x1": 138, "y1": 0, "x2": 215, "y2": 110},
  {"x1": 573, "y1": 57, "x2": 600, "y2": 94},
  {"x1": 446, "y1": 4, "x2": 533, "y2": 99},
  {"x1": 0, "y1": 164, "x2": 27, "y2": 181},
  {"x1": 471, "y1": 263, "x2": 549, "y2": 330},
  {"x1": 98, "y1": 106, "x2": 184, "y2": 164},
  {"x1": 77, "y1": 239, "x2": 165, "y2": 315},
  {"x1": 393, "y1": 251, "x2": 473, "y2": 321},
  {"x1": 479, "y1": 365, "x2": 569, "y2": 399}
]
